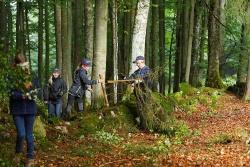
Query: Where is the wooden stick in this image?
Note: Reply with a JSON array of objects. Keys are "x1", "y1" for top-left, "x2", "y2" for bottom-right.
[
  {"x1": 107, "y1": 79, "x2": 134, "y2": 84},
  {"x1": 99, "y1": 74, "x2": 109, "y2": 107}
]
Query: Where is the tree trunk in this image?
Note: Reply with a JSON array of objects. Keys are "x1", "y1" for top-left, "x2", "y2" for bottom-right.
[
  {"x1": 112, "y1": 0, "x2": 119, "y2": 104},
  {"x1": 7, "y1": 2, "x2": 13, "y2": 54},
  {"x1": 159, "y1": 0, "x2": 166, "y2": 94},
  {"x1": 190, "y1": 0, "x2": 202, "y2": 87},
  {"x1": 219, "y1": 0, "x2": 226, "y2": 77},
  {"x1": 55, "y1": 0, "x2": 62, "y2": 69},
  {"x1": 84, "y1": 0, "x2": 95, "y2": 105},
  {"x1": 151, "y1": 0, "x2": 159, "y2": 91},
  {"x1": 73, "y1": 0, "x2": 84, "y2": 69},
  {"x1": 45, "y1": 0, "x2": 50, "y2": 80},
  {"x1": 206, "y1": 0, "x2": 224, "y2": 88},
  {"x1": 174, "y1": 0, "x2": 183, "y2": 92},
  {"x1": 16, "y1": 1, "x2": 26, "y2": 56},
  {"x1": 237, "y1": 1, "x2": 250, "y2": 83},
  {"x1": 185, "y1": 0, "x2": 195, "y2": 82},
  {"x1": 25, "y1": 7, "x2": 32, "y2": 72},
  {"x1": 61, "y1": 0, "x2": 72, "y2": 89},
  {"x1": 92, "y1": 0, "x2": 108, "y2": 108},
  {"x1": 38, "y1": 0, "x2": 44, "y2": 82},
  {"x1": 130, "y1": 0, "x2": 150, "y2": 74}
]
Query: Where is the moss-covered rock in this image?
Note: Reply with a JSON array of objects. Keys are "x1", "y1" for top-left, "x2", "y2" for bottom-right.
[{"x1": 34, "y1": 116, "x2": 46, "y2": 138}]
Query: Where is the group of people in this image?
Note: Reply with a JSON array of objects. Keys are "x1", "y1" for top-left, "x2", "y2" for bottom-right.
[{"x1": 9, "y1": 53, "x2": 151, "y2": 166}]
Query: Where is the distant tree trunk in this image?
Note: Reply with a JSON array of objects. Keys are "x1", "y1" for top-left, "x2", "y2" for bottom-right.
[
  {"x1": 25, "y1": 7, "x2": 32, "y2": 72},
  {"x1": 206, "y1": 0, "x2": 224, "y2": 88},
  {"x1": 237, "y1": 25, "x2": 248, "y2": 83},
  {"x1": 243, "y1": 59, "x2": 250, "y2": 100},
  {"x1": 174, "y1": 0, "x2": 183, "y2": 92},
  {"x1": 159, "y1": 0, "x2": 166, "y2": 94},
  {"x1": 197, "y1": 7, "x2": 208, "y2": 86},
  {"x1": 38, "y1": 0, "x2": 44, "y2": 82},
  {"x1": 185, "y1": 0, "x2": 195, "y2": 82},
  {"x1": 123, "y1": 0, "x2": 137, "y2": 76},
  {"x1": 237, "y1": 1, "x2": 250, "y2": 83},
  {"x1": 112, "y1": 0, "x2": 119, "y2": 104},
  {"x1": 145, "y1": 7, "x2": 151, "y2": 66},
  {"x1": 151, "y1": 0, "x2": 159, "y2": 91},
  {"x1": 7, "y1": 2, "x2": 13, "y2": 54},
  {"x1": 219, "y1": 0, "x2": 226, "y2": 77},
  {"x1": 55, "y1": 0, "x2": 62, "y2": 69},
  {"x1": 45, "y1": 0, "x2": 50, "y2": 80},
  {"x1": 61, "y1": 0, "x2": 72, "y2": 89},
  {"x1": 84, "y1": 0, "x2": 95, "y2": 105},
  {"x1": 0, "y1": 2, "x2": 7, "y2": 53},
  {"x1": 16, "y1": 1, "x2": 26, "y2": 56},
  {"x1": 92, "y1": 0, "x2": 108, "y2": 108},
  {"x1": 190, "y1": 0, "x2": 202, "y2": 87},
  {"x1": 130, "y1": 0, "x2": 150, "y2": 74},
  {"x1": 168, "y1": 16, "x2": 175, "y2": 93},
  {"x1": 73, "y1": 0, "x2": 84, "y2": 69}
]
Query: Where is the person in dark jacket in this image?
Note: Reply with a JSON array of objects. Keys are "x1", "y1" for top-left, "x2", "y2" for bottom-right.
[
  {"x1": 44, "y1": 68, "x2": 67, "y2": 118},
  {"x1": 9, "y1": 53, "x2": 37, "y2": 167},
  {"x1": 65, "y1": 59, "x2": 103, "y2": 114},
  {"x1": 129, "y1": 56, "x2": 152, "y2": 89}
]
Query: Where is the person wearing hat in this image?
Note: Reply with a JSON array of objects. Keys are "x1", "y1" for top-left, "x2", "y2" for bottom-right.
[
  {"x1": 43, "y1": 68, "x2": 67, "y2": 118},
  {"x1": 65, "y1": 58, "x2": 103, "y2": 115},
  {"x1": 129, "y1": 56, "x2": 152, "y2": 88}
]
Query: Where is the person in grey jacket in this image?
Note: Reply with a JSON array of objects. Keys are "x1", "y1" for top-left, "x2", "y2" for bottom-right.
[{"x1": 65, "y1": 59, "x2": 103, "y2": 115}]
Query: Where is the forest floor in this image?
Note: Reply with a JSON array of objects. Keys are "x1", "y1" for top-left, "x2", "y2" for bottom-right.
[{"x1": 1, "y1": 92, "x2": 250, "y2": 166}]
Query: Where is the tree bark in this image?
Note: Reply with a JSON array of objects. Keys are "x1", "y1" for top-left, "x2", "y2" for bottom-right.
[
  {"x1": 73, "y1": 0, "x2": 84, "y2": 69},
  {"x1": 206, "y1": 0, "x2": 224, "y2": 88},
  {"x1": 92, "y1": 0, "x2": 108, "y2": 108},
  {"x1": 174, "y1": 0, "x2": 183, "y2": 92},
  {"x1": 38, "y1": 0, "x2": 44, "y2": 82},
  {"x1": 159, "y1": 0, "x2": 166, "y2": 94},
  {"x1": 112, "y1": 0, "x2": 119, "y2": 104},
  {"x1": 190, "y1": 0, "x2": 202, "y2": 87},
  {"x1": 0, "y1": 2, "x2": 7, "y2": 53},
  {"x1": 130, "y1": 0, "x2": 150, "y2": 74},
  {"x1": 84, "y1": 0, "x2": 95, "y2": 105},
  {"x1": 45, "y1": 0, "x2": 50, "y2": 80},
  {"x1": 61, "y1": 0, "x2": 72, "y2": 89},
  {"x1": 16, "y1": 1, "x2": 26, "y2": 56},
  {"x1": 55, "y1": 0, "x2": 62, "y2": 69},
  {"x1": 151, "y1": 0, "x2": 159, "y2": 91}
]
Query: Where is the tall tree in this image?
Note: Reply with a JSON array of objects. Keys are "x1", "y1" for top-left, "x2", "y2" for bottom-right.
[
  {"x1": 38, "y1": 0, "x2": 44, "y2": 82},
  {"x1": 61, "y1": 0, "x2": 72, "y2": 89},
  {"x1": 190, "y1": 0, "x2": 202, "y2": 87},
  {"x1": 112, "y1": 0, "x2": 119, "y2": 104},
  {"x1": 130, "y1": 0, "x2": 150, "y2": 74},
  {"x1": 237, "y1": 1, "x2": 250, "y2": 83},
  {"x1": 151, "y1": 0, "x2": 159, "y2": 91},
  {"x1": 159, "y1": 0, "x2": 166, "y2": 94},
  {"x1": 184, "y1": 0, "x2": 195, "y2": 82},
  {"x1": 84, "y1": 0, "x2": 95, "y2": 105},
  {"x1": 55, "y1": 0, "x2": 62, "y2": 69},
  {"x1": 45, "y1": 0, "x2": 50, "y2": 80},
  {"x1": 73, "y1": 0, "x2": 84, "y2": 69},
  {"x1": 25, "y1": 4, "x2": 32, "y2": 71},
  {"x1": 16, "y1": 0, "x2": 26, "y2": 56},
  {"x1": 92, "y1": 0, "x2": 108, "y2": 108},
  {"x1": 206, "y1": 0, "x2": 224, "y2": 88},
  {"x1": 174, "y1": 0, "x2": 183, "y2": 92}
]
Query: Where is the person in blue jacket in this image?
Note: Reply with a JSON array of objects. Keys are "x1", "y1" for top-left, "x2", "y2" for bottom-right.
[
  {"x1": 65, "y1": 58, "x2": 103, "y2": 115},
  {"x1": 129, "y1": 55, "x2": 152, "y2": 89},
  {"x1": 43, "y1": 68, "x2": 67, "y2": 118},
  {"x1": 9, "y1": 53, "x2": 37, "y2": 167}
]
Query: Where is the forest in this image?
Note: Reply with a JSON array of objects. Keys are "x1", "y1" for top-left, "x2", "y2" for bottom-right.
[{"x1": 1, "y1": 0, "x2": 250, "y2": 166}]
